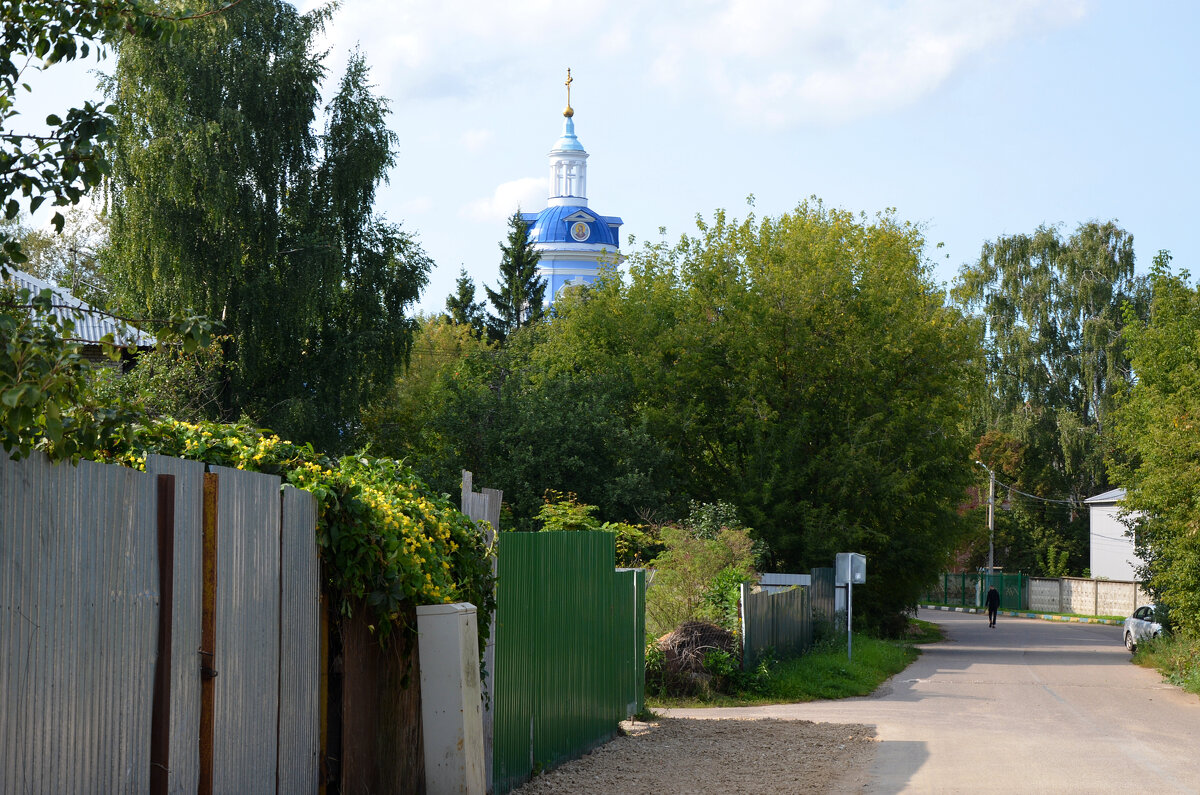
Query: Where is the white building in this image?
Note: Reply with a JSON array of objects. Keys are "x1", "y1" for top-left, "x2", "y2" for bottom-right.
[{"x1": 1086, "y1": 487, "x2": 1144, "y2": 580}]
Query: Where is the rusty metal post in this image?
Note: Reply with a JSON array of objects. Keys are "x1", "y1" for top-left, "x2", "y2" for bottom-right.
[
  {"x1": 199, "y1": 472, "x2": 219, "y2": 795},
  {"x1": 150, "y1": 474, "x2": 176, "y2": 795}
]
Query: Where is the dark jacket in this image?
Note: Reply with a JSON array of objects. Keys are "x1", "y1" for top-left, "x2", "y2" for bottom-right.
[{"x1": 985, "y1": 588, "x2": 1000, "y2": 610}]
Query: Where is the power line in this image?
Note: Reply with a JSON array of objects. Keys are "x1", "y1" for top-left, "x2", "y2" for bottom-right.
[{"x1": 992, "y1": 476, "x2": 1080, "y2": 505}]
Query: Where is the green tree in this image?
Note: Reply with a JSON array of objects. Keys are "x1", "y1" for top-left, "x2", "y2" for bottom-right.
[
  {"x1": 485, "y1": 211, "x2": 544, "y2": 341},
  {"x1": 357, "y1": 315, "x2": 492, "y2": 481},
  {"x1": 364, "y1": 199, "x2": 977, "y2": 627},
  {"x1": 953, "y1": 222, "x2": 1149, "y2": 574},
  {"x1": 88, "y1": 338, "x2": 229, "y2": 423},
  {"x1": 445, "y1": 267, "x2": 486, "y2": 335},
  {"x1": 105, "y1": 4, "x2": 428, "y2": 451},
  {"x1": 518, "y1": 201, "x2": 977, "y2": 625},
  {"x1": 1, "y1": 2, "x2": 224, "y2": 459},
  {"x1": 1109, "y1": 255, "x2": 1200, "y2": 636}
]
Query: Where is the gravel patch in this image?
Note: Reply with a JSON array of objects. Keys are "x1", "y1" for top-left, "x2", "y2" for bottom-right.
[{"x1": 512, "y1": 717, "x2": 876, "y2": 794}]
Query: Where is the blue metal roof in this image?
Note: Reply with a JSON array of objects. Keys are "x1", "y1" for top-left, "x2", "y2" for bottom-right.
[
  {"x1": 551, "y1": 116, "x2": 586, "y2": 153},
  {"x1": 522, "y1": 206, "x2": 622, "y2": 248}
]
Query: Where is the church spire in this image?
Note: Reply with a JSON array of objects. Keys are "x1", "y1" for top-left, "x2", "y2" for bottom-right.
[
  {"x1": 548, "y1": 69, "x2": 587, "y2": 207},
  {"x1": 564, "y1": 67, "x2": 574, "y2": 118}
]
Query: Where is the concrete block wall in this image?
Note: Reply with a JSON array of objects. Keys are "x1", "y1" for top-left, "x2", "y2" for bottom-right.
[
  {"x1": 1063, "y1": 578, "x2": 1097, "y2": 615},
  {"x1": 1028, "y1": 577, "x2": 1150, "y2": 617}
]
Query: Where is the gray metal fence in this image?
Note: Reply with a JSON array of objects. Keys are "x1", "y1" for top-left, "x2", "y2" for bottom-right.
[
  {"x1": 810, "y1": 567, "x2": 836, "y2": 625},
  {"x1": 146, "y1": 454, "x2": 206, "y2": 793},
  {"x1": 0, "y1": 451, "x2": 320, "y2": 793},
  {"x1": 740, "y1": 584, "x2": 814, "y2": 668},
  {"x1": 1, "y1": 452, "x2": 160, "y2": 793}
]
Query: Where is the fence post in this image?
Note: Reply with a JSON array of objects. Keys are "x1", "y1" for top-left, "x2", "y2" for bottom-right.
[
  {"x1": 199, "y1": 472, "x2": 218, "y2": 795},
  {"x1": 151, "y1": 475, "x2": 176, "y2": 795}
]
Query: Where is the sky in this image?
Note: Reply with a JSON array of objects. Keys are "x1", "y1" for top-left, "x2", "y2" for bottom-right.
[{"x1": 15, "y1": 1, "x2": 1200, "y2": 315}]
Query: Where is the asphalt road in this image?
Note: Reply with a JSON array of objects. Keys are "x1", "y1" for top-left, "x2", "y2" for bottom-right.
[{"x1": 667, "y1": 609, "x2": 1200, "y2": 793}]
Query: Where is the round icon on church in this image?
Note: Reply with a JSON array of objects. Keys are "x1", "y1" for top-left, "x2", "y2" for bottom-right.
[{"x1": 571, "y1": 221, "x2": 590, "y2": 241}]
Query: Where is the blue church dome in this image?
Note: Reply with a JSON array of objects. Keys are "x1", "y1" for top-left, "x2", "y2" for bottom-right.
[{"x1": 523, "y1": 205, "x2": 622, "y2": 248}]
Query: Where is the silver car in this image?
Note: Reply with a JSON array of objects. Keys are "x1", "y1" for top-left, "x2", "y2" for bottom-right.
[{"x1": 1123, "y1": 604, "x2": 1163, "y2": 651}]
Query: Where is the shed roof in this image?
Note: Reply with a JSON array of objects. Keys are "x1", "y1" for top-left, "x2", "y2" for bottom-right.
[
  {"x1": 1085, "y1": 487, "x2": 1126, "y2": 505},
  {"x1": 2, "y1": 268, "x2": 154, "y2": 347}
]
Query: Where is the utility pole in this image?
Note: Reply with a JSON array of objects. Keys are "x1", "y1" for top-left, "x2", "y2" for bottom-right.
[{"x1": 988, "y1": 466, "x2": 995, "y2": 577}]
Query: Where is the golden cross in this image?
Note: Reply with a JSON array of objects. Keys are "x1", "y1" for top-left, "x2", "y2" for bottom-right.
[{"x1": 564, "y1": 68, "x2": 574, "y2": 117}]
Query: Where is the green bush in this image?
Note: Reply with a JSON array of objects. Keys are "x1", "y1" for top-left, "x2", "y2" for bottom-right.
[{"x1": 645, "y1": 525, "x2": 756, "y2": 638}]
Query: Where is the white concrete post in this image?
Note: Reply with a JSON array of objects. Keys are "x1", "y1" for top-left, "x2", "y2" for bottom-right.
[{"x1": 417, "y1": 603, "x2": 485, "y2": 795}]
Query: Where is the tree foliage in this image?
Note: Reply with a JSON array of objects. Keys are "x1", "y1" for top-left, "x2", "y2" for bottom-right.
[
  {"x1": 104, "y1": 4, "x2": 428, "y2": 451},
  {"x1": 485, "y1": 211, "x2": 544, "y2": 341},
  {"x1": 953, "y1": 221, "x2": 1149, "y2": 574},
  {"x1": 1109, "y1": 255, "x2": 1200, "y2": 636},
  {"x1": 363, "y1": 200, "x2": 978, "y2": 625}
]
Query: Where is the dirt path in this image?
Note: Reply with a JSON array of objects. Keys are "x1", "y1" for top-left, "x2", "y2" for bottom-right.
[{"x1": 512, "y1": 717, "x2": 876, "y2": 794}]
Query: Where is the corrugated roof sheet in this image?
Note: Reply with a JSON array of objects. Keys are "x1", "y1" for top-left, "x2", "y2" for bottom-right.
[
  {"x1": 1086, "y1": 487, "x2": 1126, "y2": 504},
  {"x1": 1, "y1": 267, "x2": 155, "y2": 347}
]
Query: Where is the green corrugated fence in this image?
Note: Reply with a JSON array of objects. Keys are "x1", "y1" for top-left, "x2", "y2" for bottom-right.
[
  {"x1": 923, "y1": 572, "x2": 1028, "y2": 610},
  {"x1": 492, "y1": 532, "x2": 645, "y2": 794}
]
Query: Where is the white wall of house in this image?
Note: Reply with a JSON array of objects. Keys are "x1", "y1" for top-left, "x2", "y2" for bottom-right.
[{"x1": 1087, "y1": 488, "x2": 1142, "y2": 581}]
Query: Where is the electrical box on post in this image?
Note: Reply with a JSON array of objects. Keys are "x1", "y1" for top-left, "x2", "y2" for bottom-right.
[{"x1": 835, "y1": 552, "x2": 866, "y2": 585}]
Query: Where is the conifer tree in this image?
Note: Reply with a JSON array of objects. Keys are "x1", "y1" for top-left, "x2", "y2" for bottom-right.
[
  {"x1": 485, "y1": 212, "x2": 545, "y2": 341},
  {"x1": 445, "y1": 267, "x2": 486, "y2": 335}
]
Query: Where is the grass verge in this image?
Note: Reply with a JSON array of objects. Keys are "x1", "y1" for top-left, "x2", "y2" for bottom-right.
[
  {"x1": 1132, "y1": 633, "x2": 1200, "y2": 696},
  {"x1": 648, "y1": 631, "x2": 923, "y2": 709}
]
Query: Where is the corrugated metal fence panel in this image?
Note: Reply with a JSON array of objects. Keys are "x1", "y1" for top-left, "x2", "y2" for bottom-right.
[
  {"x1": 146, "y1": 453, "x2": 206, "y2": 794},
  {"x1": 928, "y1": 572, "x2": 1028, "y2": 610},
  {"x1": 810, "y1": 567, "x2": 835, "y2": 625},
  {"x1": 494, "y1": 532, "x2": 629, "y2": 795},
  {"x1": 613, "y1": 570, "x2": 636, "y2": 719},
  {"x1": 634, "y1": 569, "x2": 645, "y2": 716},
  {"x1": 743, "y1": 586, "x2": 813, "y2": 668},
  {"x1": 210, "y1": 464, "x2": 281, "y2": 794},
  {"x1": 277, "y1": 484, "x2": 321, "y2": 794},
  {"x1": 0, "y1": 452, "x2": 159, "y2": 793},
  {"x1": 612, "y1": 568, "x2": 646, "y2": 718}
]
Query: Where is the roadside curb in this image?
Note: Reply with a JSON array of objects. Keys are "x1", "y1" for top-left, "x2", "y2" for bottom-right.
[{"x1": 919, "y1": 604, "x2": 1124, "y2": 626}]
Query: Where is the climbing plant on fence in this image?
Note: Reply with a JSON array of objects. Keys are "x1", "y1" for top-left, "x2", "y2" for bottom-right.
[{"x1": 107, "y1": 418, "x2": 496, "y2": 646}]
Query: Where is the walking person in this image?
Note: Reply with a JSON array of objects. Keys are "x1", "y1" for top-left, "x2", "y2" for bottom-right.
[{"x1": 985, "y1": 585, "x2": 1000, "y2": 628}]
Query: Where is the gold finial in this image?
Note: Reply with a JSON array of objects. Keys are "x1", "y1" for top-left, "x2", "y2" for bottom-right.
[{"x1": 563, "y1": 68, "x2": 574, "y2": 118}]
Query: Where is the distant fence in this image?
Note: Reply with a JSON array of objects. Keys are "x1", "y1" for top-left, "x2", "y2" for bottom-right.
[
  {"x1": 1028, "y1": 577, "x2": 1150, "y2": 616},
  {"x1": 491, "y1": 532, "x2": 645, "y2": 795},
  {"x1": 923, "y1": 572, "x2": 1028, "y2": 610},
  {"x1": 0, "y1": 451, "x2": 320, "y2": 793},
  {"x1": 741, "y1": 584, "x2": 813, "y2": 668}
]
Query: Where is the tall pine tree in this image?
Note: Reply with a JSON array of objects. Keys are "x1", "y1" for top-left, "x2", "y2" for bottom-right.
[
  {"x1": 445, "y1": 267, "x2": 486, "y2": 336},
  {"x1": 485, "y1": 212, "x2": 545, "y2": 342}
]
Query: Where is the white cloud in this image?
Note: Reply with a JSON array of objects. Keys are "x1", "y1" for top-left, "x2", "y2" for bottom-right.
[
  {"x1": 302, "y1": 0, "x2": 1088, "y2": 127},
  {"x1": 461, "y1": 177, "x2": 545, "y2": 223},
  {"x1": 648, "y1": 0, "x2": 1090, "y2": 126}
]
